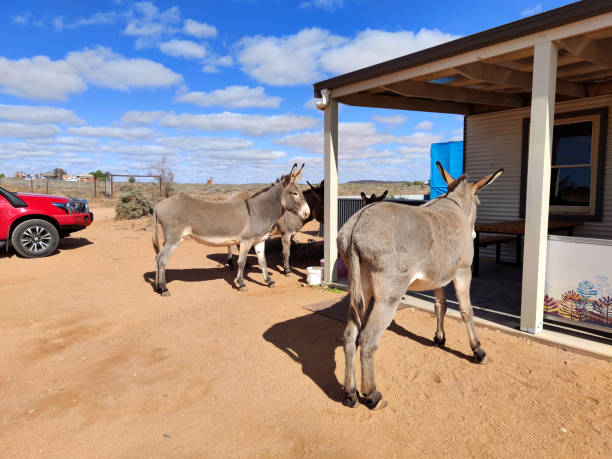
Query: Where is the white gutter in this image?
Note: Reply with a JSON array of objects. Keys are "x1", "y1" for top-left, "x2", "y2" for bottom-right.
[{"x1": 316, "y1": 89, "x2": 331, "y2": 110}]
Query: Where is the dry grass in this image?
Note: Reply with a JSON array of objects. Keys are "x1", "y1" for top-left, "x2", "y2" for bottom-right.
[{"x1": 1, "y1": 177, "x2": 429, "y2": 205}]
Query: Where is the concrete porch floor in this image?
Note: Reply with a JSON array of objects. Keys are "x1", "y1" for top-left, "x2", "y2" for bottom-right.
[{"x1": 323, "y1": 259, "x2": 612, "y2": 359}]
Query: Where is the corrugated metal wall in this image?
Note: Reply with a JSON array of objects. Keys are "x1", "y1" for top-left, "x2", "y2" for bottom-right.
[
  {"x1": 466, "y1": 94, "x2": 612, "y2": 261},
  {"x1": 319, "y1": 197, "x2": 427, "y2": 236}
]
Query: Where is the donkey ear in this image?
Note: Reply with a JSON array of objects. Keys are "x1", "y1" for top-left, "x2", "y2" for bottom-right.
[
  {"x1": 284, "y1": 163, "x2": 298, "y2": 186},
  {"x1": 436, "y1": 161, "x2": 455, "y2": 185},
  {"x1": 307, "y1": 180, "x2": 321, "y2": 199},
  {"x1": 381, "y1": 190, "x2": 388, "y2": 200},
  {"x1": 294, "y1": 163, "x2": 305, "y2": 182},
  {"x1": 360, "y1": 192, "x2": 367, "y2": 201},
  {"x1": 473, "y1": 168, "x2": 504, "y2": 192}
]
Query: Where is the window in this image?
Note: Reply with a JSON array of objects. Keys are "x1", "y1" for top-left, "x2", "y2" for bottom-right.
[{"x1": 520, "y1": 108, "x2": 608, "y2": 221}]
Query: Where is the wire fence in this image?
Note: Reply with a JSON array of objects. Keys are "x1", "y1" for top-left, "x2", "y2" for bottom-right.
[{"x1": 0, "y1": 176, "x2": 161, "y2": 201}]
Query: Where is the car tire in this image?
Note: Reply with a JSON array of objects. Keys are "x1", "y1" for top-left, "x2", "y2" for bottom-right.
[{"x1": 11, "y1": 219, "x2": 59, "y2": 258}]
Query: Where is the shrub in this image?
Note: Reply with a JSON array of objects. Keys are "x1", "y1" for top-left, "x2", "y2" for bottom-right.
[{"x1": 115, "y1": 190, "x2": 153, "y2": 220}]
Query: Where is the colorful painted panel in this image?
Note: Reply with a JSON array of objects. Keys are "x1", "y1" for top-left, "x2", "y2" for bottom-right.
[{"x1": 545, "y1": 236, "x2": 612, "y2": 328}]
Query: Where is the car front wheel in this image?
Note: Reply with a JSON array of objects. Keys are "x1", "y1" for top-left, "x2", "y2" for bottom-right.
[{"x1": 11, "y1": 219, "x2": 59, "y2": 258}]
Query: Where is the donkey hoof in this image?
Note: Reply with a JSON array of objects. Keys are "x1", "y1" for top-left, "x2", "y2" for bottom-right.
[
  {"x1": 238, "y1": 284, "x2": 248, "y2": 292},
  {"x1": 362, "y1": 391, "x2": 386, "y2": 410},
  {"x1": 473, "y1": 348, "x2": 488, "y2": 364},
  {"x1": 433, "y1": 335, "x2": 446, "y2": 346},
  {"x1": 342, "y1": 392, "x2": 359, "y2": 408},
  {"x1": 160, "y1": 290, "x2": 171, "y2": 297},
  {"x1": 283, "y1": 268, "x2": 290, "y2": 277},
  {"x1": 267, "y1": 280, "x2": 276, "y2": 288}
]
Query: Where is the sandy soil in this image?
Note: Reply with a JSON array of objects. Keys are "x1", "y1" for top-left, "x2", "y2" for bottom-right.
[{"x1": 0, "y1": 206, "x2": 610, "y2": 458}]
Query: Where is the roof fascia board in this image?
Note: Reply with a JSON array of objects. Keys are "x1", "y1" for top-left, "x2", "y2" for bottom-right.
[{"x1": 325, "y1": 13, "x2": 612, "y2": 99}]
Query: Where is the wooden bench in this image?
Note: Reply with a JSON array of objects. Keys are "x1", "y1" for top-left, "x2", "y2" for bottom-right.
[{"x1": 478, "y1": 235, "x2": 515, "y2": 263}]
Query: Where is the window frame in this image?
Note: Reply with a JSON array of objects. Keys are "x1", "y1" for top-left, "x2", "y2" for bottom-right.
[{"x1": 520, "y1": 107, "x2": 608, "y2": 222}]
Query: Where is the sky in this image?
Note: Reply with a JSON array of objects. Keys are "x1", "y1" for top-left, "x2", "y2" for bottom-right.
[{"x1": 0, "y1": 0, "x2": 575, "y2": 184}]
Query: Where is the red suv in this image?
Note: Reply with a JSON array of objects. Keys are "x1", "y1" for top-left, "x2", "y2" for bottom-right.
[{"x1": 0, "y1": 185, "x2": 93, "y2": 258}]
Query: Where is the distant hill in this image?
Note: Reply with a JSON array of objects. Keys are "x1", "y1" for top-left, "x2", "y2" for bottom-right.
[
  {"x1": 344, "y1": 180, "x2": 406, "y2": 184},
  {"x1": 343, "y1": 180, "x2": 427, "y2": 184}
]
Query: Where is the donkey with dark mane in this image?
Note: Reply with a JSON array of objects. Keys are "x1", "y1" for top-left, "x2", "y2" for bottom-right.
[
  {"x1": 226, "y1": 180, "x2": 324, "y2": 275},
  {"x1": 337, "y1": 162, "x2": 503, "y2": 409},
  {"x1": 152, "y1": 164, "x2": 309, "y2": 295}
]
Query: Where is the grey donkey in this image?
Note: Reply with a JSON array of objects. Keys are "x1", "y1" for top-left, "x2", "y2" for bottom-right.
[
  {"x1": 337, "y1": 162, "x2": 503, "y2": 409},
  {"x1": 225, "y1": 180, "x2": 324, "y2": 275},
  {"x1": 152, "y1": 164, "x2": 310, "y2": 295}
]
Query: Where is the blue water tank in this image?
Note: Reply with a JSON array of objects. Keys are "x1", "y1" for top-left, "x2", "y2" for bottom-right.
[{"x1": 430, "y1": 141, "x2": 464, "y2": 198}]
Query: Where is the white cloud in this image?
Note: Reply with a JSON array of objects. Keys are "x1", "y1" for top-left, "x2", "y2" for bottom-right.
[
  {"x1": 159, "y1": 39, "x2": 207, "y2": 59},
  {"x1": 320, "y1": 28, "x2": 461, "y2": 75},
  {"x1": 205, "y1": 149, "x2": 286, "y2": 161},
  {"x1": 0, "y1": 48, "x2": 181, "y2": 101},
  {"x1": 100, "y1": 143, "x2": 178, "y2": 156},
  {"x1": 0, "y1": 122, "x2": 61, "y2": 138},
  {"x1": 416, "y1": 120, "x2": 433, "y2": 130},
  {"x1": 66, "y1": 125, "x2": 156, "y2": 140},
  {"x1": 374, "y1": 114, "x2": 407, "y2": 127},
  {"x1": 12, "y1": 12, "x2": 42, "y2": 27},
  {"x1": 53, "y1": 17, "x2": 64, "y2": 31},
  {"x1": 156, "y1": 136, "x2": 254, "y2": 151},
  {"x1": 235, "y1": 28, "x2": 346, "y2": 85},
  {"x1": 398, "y1": 131, "x2": 443, "y2": 147},
  {"x1": 65, "y1": 47, "x2": 182, "y2": 90},
  {"x1": 159, "y1": 112, "x2": 319, "y2": 136},
  {"x1": 300, "y1": 0, "x2": 344, "y2": 11},
  {"x1": 202, "y1": 55, "x2": 234, "y2": 73},
  {"x1": 278, "y1": 122, "x2": 395, "y2": 155},
  {"x1": 521, "y1": 3, "x2": 542, "y2": 17},
  {"x1": 68, "y1": 11, "x2": 119, "y2": 28},
  {"x1": 450, "y1": 128, "x2": 464, "y2": 141},
  {"x1": 121, "y1": 110, "x2": 166, "y2": 125},
  {"x1": 124, "y1": 2, "x2": 181, "y2": 48},
  {"x1": 0, "y1": 105, "x2": 84, "y2": 125},
  {"x1": 175, "y1": 86, "x2": 282, "y2": 109},
  {"x1": 0, "y1": 56, "x2": 86, "y2": 101},
  {"x1": 183, "y1": 19, "x2": 217, "y2": 38},
  {"x1": 236, "y1": 27, "x2": 459, "y2": 86}
]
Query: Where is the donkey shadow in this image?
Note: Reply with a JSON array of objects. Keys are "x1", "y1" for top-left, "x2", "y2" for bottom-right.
[
  {"x1": 263, "y1": 296, "x2": 473, "y2": 403},
  {"x1": 143, "y1": 253, "x2": 270, "y2": 291},
  {"x1": 206, "y1": 251, "x2": 309, "y2": 282}
]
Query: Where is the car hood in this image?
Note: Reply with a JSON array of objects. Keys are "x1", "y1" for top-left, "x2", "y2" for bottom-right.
[{"x1": 17, "y1": 192, "x2": 69, "y2": 202}]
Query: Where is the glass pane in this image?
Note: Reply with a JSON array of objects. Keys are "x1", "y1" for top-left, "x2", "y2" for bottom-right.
[
  {"x1": 552, "y1": 121, "x2": 592, "y2": 166},
  {"x1": 550, "y1": 167, "x2": 591, "y2": 206}
]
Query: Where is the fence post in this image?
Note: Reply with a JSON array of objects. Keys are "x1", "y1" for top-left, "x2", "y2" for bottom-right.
[
  {"x1": 94, "y1": 179, "x2": 97, "y2": 198},
  {"x1": 111, "y1": 175, "x2": 114, "y2": 197},
  {"x1": 46, "y1": 179, "x2": 49, "y2": 194},
  {"x1": 30, "y1": 177, "x2": 33, "y2": 192}
]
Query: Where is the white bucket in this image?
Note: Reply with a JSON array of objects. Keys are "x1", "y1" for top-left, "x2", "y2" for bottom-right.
[{"x1": 306, "y1": 266, "x2": 323, "y2": 285}]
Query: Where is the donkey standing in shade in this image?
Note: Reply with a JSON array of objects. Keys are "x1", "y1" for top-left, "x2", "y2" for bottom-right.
[
  {"x1": 152, "y1": 164, "x2": 310, "y2": 295},
  {"x1": 337, "y1": 162, "x2": 503, "y2": 409},
  {"x1": 225, "y1": 180, "x2": 324, "y2": 275}
]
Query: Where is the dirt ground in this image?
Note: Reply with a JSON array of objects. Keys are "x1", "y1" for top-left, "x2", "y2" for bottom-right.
[{"x1": 0, "y1": 205, "x2": 610, "y2": 458}]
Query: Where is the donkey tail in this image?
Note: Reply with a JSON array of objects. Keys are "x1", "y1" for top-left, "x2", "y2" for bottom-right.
[
  {"x1": 152, "y1": 199, "x2": 160, "y2": 255},
  {"x1": 347, "y1": 245, "x2": 366, "y2": 329}
]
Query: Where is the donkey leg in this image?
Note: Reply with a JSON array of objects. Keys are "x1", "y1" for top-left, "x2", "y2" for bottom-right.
[
  {"x1": 358, "y1": 289, "x2": 401, "y2": 409},
  {"x1": 453, "y1": 267, "x2": 487, "y2": 363},
  {"x1": 236, "y1": 240, "x2": 254, "y2": 291},
  {"x1": 254, "y1": 240, "x2": 275, "y2": 287},
  {"x1": 433, "y1": 287, "x2": 448, "y2": 346},
  {"x1": 156, "y1": 236, "x2": 181, "y2": 296},
  {"x1": 226, "y1": 246, "x2": 234, "y2": 270},
  {"x1": 281, "y1": 233, "x2": 292, "y2": 276},
  {"x1": 343, "y1": 269, "x2": 372, "y2": 407}
]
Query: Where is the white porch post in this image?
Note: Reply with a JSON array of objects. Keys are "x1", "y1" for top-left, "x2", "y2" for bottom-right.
[
  {"x1": 323, "y1": 97, "x2": 339, "y2": 283},
  {"x1": 520, "y1": 41, "x2": 557, "y2": 334}
]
